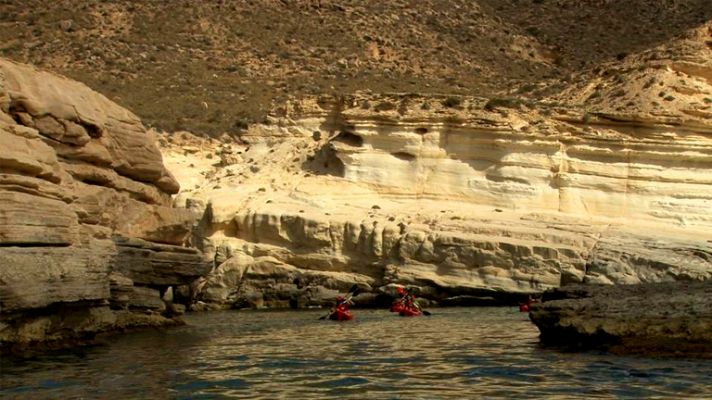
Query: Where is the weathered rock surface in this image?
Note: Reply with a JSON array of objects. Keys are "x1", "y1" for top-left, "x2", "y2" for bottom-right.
[
  {"x1": 158, "y1": 26, "x2": 712, "y2": 308},
  {"x1": 0, "y1": 58, "x2": 210, "y2": 352},
  {"x1": 529, "y1": 282, "x2": 712, "y2": 357}
]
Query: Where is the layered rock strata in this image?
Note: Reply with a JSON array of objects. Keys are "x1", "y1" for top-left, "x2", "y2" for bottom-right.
[
  {"x1": 0, "y1": 59, "x2": 210, "y2": 352},
  {"x1": 528, "y1": 282, "x2": 712, "y2": 357},
  {"x1": 160, "y1": 28, "x2": 712, "y2": 309}
]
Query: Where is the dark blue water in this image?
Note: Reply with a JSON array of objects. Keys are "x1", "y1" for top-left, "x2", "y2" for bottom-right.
[{"x1": 2, "y1": 308, "x2": 711, "y2": 399}]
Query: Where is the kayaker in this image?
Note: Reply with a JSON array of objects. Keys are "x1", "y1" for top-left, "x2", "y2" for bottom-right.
[
  {"x1": 519, "y1": 295, "x2": 536, "y2": 312},
  {"x1": 390, "y1": 286, "x2": 408, "y2": 312},
  {"x1": 329, "y1": 295, "x2": 354, "y2": 321},
  {"x1": 393, "y1": 287, "x2": 422, "y2": 317}
]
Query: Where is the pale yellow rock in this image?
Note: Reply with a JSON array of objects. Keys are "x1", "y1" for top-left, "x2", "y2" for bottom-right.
[
  {"x1": 0, "y1": 59, "x2": 206, "y2": 347},
  {"x1": 0, "y1": 122, "x2": 62, "y2": 183},
  {"x1": 162, "y1": 90, "x2": 712, "y2": 303},
  {"x1": 0, "y1": 58, "x2": 179, "y2": 192}
]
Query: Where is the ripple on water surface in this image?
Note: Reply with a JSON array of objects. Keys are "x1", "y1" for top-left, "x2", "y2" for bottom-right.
[{"x1": 2, "y1": 308, "x2": 712, "y2": 399}]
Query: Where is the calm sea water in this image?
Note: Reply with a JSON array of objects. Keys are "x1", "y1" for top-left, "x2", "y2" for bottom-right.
[{"x1": 2, "y1": 307, "x2": 711, "y2": 399}]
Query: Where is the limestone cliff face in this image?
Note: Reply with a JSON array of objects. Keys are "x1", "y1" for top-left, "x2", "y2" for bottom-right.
[
  {"x1": 0, "y1": 59, "x2": 210, "y2": 350},
  {"x1": 159, "y1": 28, "x2": 712, "y2": 309}
]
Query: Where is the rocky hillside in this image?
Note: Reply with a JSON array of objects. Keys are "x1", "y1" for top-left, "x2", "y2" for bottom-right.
[
  {"x1": 0, "y1": 59, "x2": 210, "y2": 352},
  {"x1": 1, "y1": 0, "x2": 710, "y2": 134}
]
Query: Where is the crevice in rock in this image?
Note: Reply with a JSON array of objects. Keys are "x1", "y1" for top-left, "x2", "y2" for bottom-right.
[
  {"x1": 391, "y1": 152, "x2": 416, "y2": 161},
  {"x1": 581, "y1": 224, "x2": 611, "y2": 280},
  {"x1": 82, "y1": 122, "x2": 102, "y2": 138},
  {"x1": 0, "y1": 242, "x2": 72, "y2": 248}
]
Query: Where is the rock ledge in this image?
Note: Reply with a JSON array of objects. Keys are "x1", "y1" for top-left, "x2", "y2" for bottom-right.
[{"x1": 529, "y1": 282, "x2": 712, "y2": 358}]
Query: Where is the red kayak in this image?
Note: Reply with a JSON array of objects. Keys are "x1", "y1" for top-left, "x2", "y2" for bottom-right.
[
  {"x1": 328, "y1": 298, "x2": 353, "y2": 321},
  {"x1": 399, "y1": 307, "x2": 422, "y2": 317},
  {"x1": 329, "y1": 308, "x2": 353, "y2": 321},
  {"x1": 390, "y1": 301, "x2": 405, "y2": 313},
  {"x1": 519, "y1": 296, "x2": 536, "y2": 313}
]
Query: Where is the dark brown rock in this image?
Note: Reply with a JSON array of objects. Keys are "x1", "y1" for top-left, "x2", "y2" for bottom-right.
[{"x1": 529, "y1": 281, "x2": 712, "y2": 358}]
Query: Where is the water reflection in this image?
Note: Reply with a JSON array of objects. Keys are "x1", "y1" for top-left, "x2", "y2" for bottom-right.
[{"x1": 2, "y1": 308, "x2": 711, "y2": 399}]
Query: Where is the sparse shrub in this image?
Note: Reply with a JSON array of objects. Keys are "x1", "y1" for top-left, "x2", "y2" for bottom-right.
[
  {"x1": 374, "y1": 101, "x2": 396, "y2": 112},
  {"x1": 658, "y1": 91, "x2": 666, "y2": 97},
  {"x1": 525, "y1": 26, "x2": 540, "y2": 36},
  {"x1": 484, "y1": 97, "x2": 528, "y2": 111},
  {"x1": 233, "y1": 118, "x2": 249, "y2": 131},
  {"x1": 421, "y1": 102, "x2": 431, "y2": 110},
  {"x1": 703, "y1": 97, "x2": 712, "y2": 104},
  {"x1": 587, "y1": 91, "x2": 601, "y2": 101},
  {"x1": 442, "y1": 96, "x2": 462, "y2": 108},
  {"x1": 664, "y1": 95, "x2": 675, "y2": 101}
]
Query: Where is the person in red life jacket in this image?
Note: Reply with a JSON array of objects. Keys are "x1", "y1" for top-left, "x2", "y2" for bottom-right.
[
  {"x1": 519, "y1": 295, "x2": 536, "y2": 312},
  {"x1": 390, "y1": 286, "x2": 408, "y2": 312},
  {"x1": 329, "y1": 295, "x2": 353, "y2": 321},
  {"x1": 398, "y1": 287, "x2": 422, "y2": 317}
]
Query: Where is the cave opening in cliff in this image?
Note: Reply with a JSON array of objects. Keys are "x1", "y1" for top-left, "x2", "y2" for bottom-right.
[{"x1": 333, "y1": 131, "x2": 363, "y2": 147}]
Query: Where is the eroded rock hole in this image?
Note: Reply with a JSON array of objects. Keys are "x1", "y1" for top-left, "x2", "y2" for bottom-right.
[
  {"x1": 333, "y1": 131, "x2": 363, "y2": 147},
  {"x1": 84, "y1": 123, "x2": 102, "y2": 138},
  {"x1": 392, "y1": 152, "x2": 416, "y2": 161},
  {"x1": 302, "y1": 143, "x2": 345, "y2": 177}
]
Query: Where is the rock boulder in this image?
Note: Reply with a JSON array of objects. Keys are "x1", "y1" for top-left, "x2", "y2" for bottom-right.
[{"x1": 0, "y1": 59, "x2": 210, "y2": 353}]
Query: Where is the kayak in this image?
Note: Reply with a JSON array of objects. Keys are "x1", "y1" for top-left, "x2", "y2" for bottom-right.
[
  {"x1": 329, "y1": 306, "x2": 353, "y2": 321},
  {"x1": 390, "y1": 302, "x2": 405, "y2": 313},
  {"x1": 519, "y1": 298, "x2": 536, "y2": 312},
  {"x1": 399, "y1": 307, "x2": 422, "y2": 317}
]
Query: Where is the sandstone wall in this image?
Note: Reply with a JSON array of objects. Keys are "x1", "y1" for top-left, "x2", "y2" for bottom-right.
[{"x1": 0, "y1": 59, "x2": 210, "y2": 351}]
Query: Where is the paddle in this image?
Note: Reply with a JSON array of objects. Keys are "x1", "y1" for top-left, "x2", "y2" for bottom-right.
[
  {"x1": 411, "y1": 300, "x2": 431, "y2": 316},
  {"x1": 402, "y1": 286, "x2": 431, "y2": 316},
  {"x1": 318, "y1": 284, "x2": 361, "y2": 320}
]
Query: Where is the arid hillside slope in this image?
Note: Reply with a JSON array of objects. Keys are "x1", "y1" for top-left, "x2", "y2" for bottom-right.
[{"x1": 1, "y1": 0, "x2": 710, "y2": 134}]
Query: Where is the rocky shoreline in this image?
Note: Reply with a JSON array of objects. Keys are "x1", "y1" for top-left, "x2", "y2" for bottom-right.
[
  {"x1": 2, "y1": 19, "x2": 712, "y2": 355},
  {"x1": 529, "y1": 281, "x2": 712, "y2": 358}
]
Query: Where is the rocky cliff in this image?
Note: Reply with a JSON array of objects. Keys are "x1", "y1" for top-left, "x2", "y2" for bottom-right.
[
  {"x1": 158, "y1": 24, "x2": 712, "y2": 309},
  {"x1": 0, "y1": 59, "x2": 210, "y2": 352}
]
